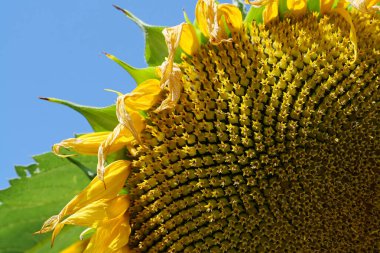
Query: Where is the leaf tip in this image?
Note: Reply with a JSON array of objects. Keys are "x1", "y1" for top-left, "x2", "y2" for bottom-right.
[{"x1": 112, "y1": 4, "x2": 147, "y2": 28}]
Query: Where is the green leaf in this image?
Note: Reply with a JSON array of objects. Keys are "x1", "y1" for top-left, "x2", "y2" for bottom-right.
[
  {"x1": 0, "y1": 153, "x2": 97, "y2": 253},
  {"x1": 104, "y1": 53, "x2": 158, "y2": 84},
  {"x1": 39, "y1": 97, "x2": 118, "y2": 132},
  {"x1": 244, "y1": 5, "x2": 265, "y2": 24},
  {"x1": 113, "y1": 5, "x2": 168, "y2": 67}
]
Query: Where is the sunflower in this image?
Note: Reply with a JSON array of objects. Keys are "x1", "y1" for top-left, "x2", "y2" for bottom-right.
[{"x1": 37, "y1": 0, "x2": 380, "y2": 252}]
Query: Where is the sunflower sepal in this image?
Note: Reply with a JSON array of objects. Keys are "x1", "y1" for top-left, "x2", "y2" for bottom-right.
[
  {"x1": 39, "y1": 97, "x2": 118, "y2": 132},
  {"x1": 244, "y1": 5, "x2": 265, "y2": 24},
  {"x1": 104, "y1": 53, "x2": 158, "y2": 84},
  {"x1": 113, "y1": 5, "x2": 168, "y2": 67}
]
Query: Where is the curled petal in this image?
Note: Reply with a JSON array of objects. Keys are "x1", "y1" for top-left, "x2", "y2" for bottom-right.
[
  {"x1": 287, "y1": 0, "x2": 307, "y2": 16},
  {"x1": 53, "y1": 132, "x2": 126, "y2": 157},
  {"x1": 217, "y1": 4, "x2": 243, "y2": 33},
  {"x1": 180, "y1": 23, "x2": 200, "y2": 55}
]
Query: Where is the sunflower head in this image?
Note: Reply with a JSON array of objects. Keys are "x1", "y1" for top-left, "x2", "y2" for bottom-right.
[{"x1": 38, "y1": 0, "x2": 380, "y2": 252}]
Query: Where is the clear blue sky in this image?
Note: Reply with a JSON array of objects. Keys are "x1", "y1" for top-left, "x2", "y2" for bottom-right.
[{"x1": 1, "y1": 1, "x2": 238, "y2": 189}]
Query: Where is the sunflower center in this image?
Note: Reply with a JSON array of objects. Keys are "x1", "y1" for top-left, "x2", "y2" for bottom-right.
[{"x1": 128, "y1": 13, "x2": 379, "y2": 252}]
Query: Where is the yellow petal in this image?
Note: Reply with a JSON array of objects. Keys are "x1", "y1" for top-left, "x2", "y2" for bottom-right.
[
  {"x1": 320, "y1": 0, "x2": 335, "y2": 14},
  {"x1": 61, "y1": 195, "x2": 129, "y2": 228},
  {"x1": 123, "y1": 79, "x2": 161, "y2": 111},
  {"x1": 180, "y1": 23, "x2": 200, "y2": 55},
  {"x1": 84, "y1": 213, "x2": 131, "y2": 253},
  {"x1": 71, "y1": 160, "x2": 130, "y2": 210},
  {"x1": 217, "y1": 4, "x2": 243, "y2": 33},
  {"x1": 53, "y1": 132, "x2": 127, "y2": 157},
  {"x1": 37, "y1": 160, "x2": 131, "y2": 234},
  {"x1": 287, "y1": 0, "x2": 307, "y2": 16},
  {"x1": 61, "y1": 239, "x2": 90, "y2": 253},
  {"x1": 263, "y1": 0, "x2": 279, "y2": 24}
]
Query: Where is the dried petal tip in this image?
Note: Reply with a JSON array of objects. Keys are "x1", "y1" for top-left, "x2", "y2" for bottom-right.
[
  {"x1": 35, "y1": 214, "x2": 60, "y2": 234},
  {"x1": 348, "y1": 0, "x2": 380, "y2": 12},
  {"x1": 39, "y1": 97, "x2": 50, "y2": 101}
]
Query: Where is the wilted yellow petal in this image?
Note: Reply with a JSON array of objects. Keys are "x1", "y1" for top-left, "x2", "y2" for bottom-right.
[
  {"x1": 196, "y1": 0, "x2": 215, "y2": 38},
  {"x1": 61, "y1": 239, "x2": 90, "y2": 253},
  {"x1": 217, "y1": 4, "x2": 243, "y2": 33},
  {"x1": 36, "y1": 215, "x2": 60, "y2": 234},
  {"x1": 155, "y1": 64, "x2": 183, "y2": 112},
  {"x1": 53, "y1": 131, "x2": 127, "y2": 157},
  {"x1": 348, "y1": 0, "x2": 380, "y2": 12},
  {"x1": 160, "y1": 24, "x2": 184, "y2": 85},
  {"x1": 287, "y1": 0, "x2": 307, "y2": 16},
  {"x1": 37, "y1": 160, "x2": 130, "y2": 235},
  {"x1": 196, "y1": 0, "x2": 235, "y2": 44},
  {"x1": 97, "y1": 113, "x2": 144, "y2": 181},
  {"x1": 157, "y1": 24, "x2": 185, "y2": 111},
  {"x1": 180, "y1": 23, "x2": 200, "y2": 55}
]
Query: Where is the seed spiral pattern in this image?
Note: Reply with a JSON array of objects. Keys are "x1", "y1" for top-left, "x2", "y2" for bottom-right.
[{"x1": 127, "y1": 12, "x2": 380, "y2": 252}]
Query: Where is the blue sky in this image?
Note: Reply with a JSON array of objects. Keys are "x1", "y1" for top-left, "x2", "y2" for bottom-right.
[{"x1": 2, "y1": 0, "x2": 235, "y2": 189}]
